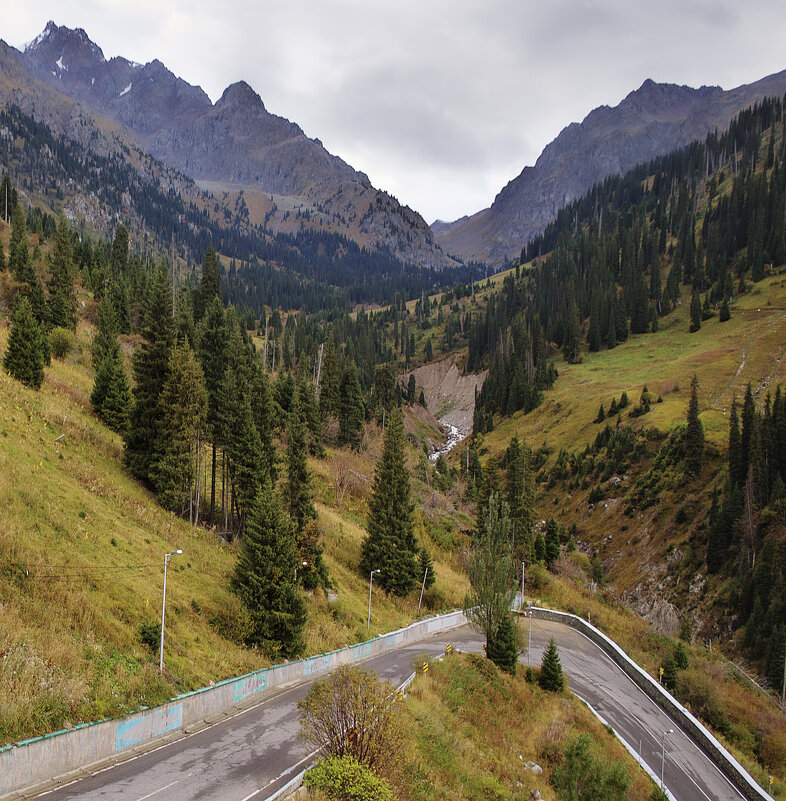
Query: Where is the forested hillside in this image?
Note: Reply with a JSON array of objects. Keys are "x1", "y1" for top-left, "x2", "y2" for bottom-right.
[
  {"x1": 0, "y1": 104, "x2": 475, "y2": 313},
  {"x1": 453, "y1": 96, "x2": 786, "y2": 701},
  {"x1": 0, "y1": 160, "x2": 474, "y2": 746}
]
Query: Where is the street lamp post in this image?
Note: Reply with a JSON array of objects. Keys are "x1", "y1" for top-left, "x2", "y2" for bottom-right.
[
  {"x1": 521, "y1": 561, "x2": 525, "y2": 610},
  {"x1": 295, "y1": 560, "x2": 308, "y2": 581},
  {"x1": 661, "y1": 728, "x2": 674, "y2": 792},
  {"x1": 367, "y1": 569, "x2": 381, "y2": 630},
  {"x1": 159, "y1": 549, "x2": 183, "y2": 673},
  {"x1": 528, "y1": 609, "x2": 533, "y2": 667}
]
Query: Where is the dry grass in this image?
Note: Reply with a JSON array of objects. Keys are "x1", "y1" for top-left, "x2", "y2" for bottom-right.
[
  {"x1": 398, "y1": 652, "x2": 656, "y2": 801},
  {"x1": 0, "y1": 317, "x2": 470, "y2": 745}
]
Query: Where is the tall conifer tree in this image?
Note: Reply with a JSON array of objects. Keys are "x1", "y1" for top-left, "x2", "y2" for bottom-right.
[
  {"x1": 231, "y1": 481, "x2": 307, "y2": 658},
  {"x1": 3, "y1": 296, "x2": 45, "y2": 389},
  {"x1": 197, "y1": 296, "x2": 229, "y2": 522},
  {"x1": 150, "y1": 339, "x2": 207, "y2": 516},
  {"x1": 124, "y1": 269, "x2": 174, "y2": 482},
  {"x1": 338, "y1": 364, "x2": 364, "y2": 450},
  {"x1": 361, "y1": 408, "x2": 418, "y2": 595},
  {"x1": 47, "y1": 214, "x2": 77, "y2": 331},
  {"x1": 196, "y1": 244, "x2": 221, "y2": 321}
]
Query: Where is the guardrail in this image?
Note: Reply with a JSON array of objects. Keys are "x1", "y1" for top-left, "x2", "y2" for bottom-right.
[
  {"x1": 527, "y1": 606, "x2": 773, "y2": 801},
  {"x1": 0, "y1": 610, "x2": 468, "y2": 797}
]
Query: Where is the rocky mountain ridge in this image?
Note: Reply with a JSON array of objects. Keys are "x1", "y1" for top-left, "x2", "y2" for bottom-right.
[
  {"x1": 5, "y1": 21, "x2": 453, "y2": 269},
  {"x1": 434, "y1": 71, "x2": 786, "y2": 266}
]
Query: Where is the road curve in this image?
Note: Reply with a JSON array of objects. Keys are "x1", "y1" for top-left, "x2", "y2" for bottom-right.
[
  {"x1": 527, "y1": 617, "x2": 752, "y2": 801},
  {"x1": 23, "y1": 620, "x2": 756, "y2": 801}
]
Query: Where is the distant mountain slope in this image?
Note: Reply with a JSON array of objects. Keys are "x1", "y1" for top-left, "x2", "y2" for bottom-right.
[
  {"x1": 434, "y1": 72, "x2": 786, "y2": 266},
  {"x1": 7, "y1": 21, "x2": 453, "y2": 269}
]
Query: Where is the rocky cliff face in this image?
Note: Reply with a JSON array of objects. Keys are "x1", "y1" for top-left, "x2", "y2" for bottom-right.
[
  {"x1": 435, "y1": 72, "x2": 786, "y2": 266},
  {"x1": 12, "y1": 22, "x2": 452, "y2": 269}
]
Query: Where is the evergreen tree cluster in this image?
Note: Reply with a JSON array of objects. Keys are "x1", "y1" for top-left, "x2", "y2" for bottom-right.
[
  {"x1": 0, "y1": 105, "x2": 475, "y2": 314},
  {"x1": 706, "y1": 383, "x2": 786, "y2": 687},
  {"x1": 469, "y1": 95, "x2": 786, "y2": 433}
]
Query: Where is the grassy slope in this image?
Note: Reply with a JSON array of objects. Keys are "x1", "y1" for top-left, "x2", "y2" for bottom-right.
[
  {"x1": 400, "y1": 651, "x2": 656, "y2": 801},
  {"x1": 0, "y1": 298, "x2": 469, "y2": 746},
  {"x1": 472, "y1": 274, "x2": 786, "y2": 599}
]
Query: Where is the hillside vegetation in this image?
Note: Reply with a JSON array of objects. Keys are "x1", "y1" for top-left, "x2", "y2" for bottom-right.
[{"x1": 0, "y1": 307, "x2": 469, "y2": 746}]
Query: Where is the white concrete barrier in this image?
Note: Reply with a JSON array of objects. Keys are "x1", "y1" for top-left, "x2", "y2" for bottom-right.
[
  {"x1": 0, "y1": 610, "x2": 468, "y2": 797},
  {"x1": 528, "y1": 606, "x2": 773, "y2": 801}
]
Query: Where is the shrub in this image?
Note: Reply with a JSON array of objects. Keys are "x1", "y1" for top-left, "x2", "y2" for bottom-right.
[
  {"x1": 527, "y1": 563, "x2": 551, "y2": 591},
  {"x1": 552, "y1": 733, "x2": 630, "y2": 801},
  {"x1": 304, "y1": 755, "x2": 393, "y2": 801},
  {"x1": 298, "y1": 665, "x2": 407, "y2": 782},
  {"x1": 675, "y1": 669, "x2": 730, "y2": 735},
  {"x1": 139, "y1": 620, "x2": 159, "y2": 651},
  {"x1": 588, "y1": 485, "x2": 605, "y2": 505},
  {"x1": 49, "y1": 326, "x2": 75, "y2": 359}
]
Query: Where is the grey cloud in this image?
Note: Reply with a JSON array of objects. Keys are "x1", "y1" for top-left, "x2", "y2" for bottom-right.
[{"x1": 9, "y1": 0, "x2": 786, "y2": 222}]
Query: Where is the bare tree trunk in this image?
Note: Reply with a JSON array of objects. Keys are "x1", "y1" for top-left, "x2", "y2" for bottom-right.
[
  {"x1": 315, "y1": 342, "x2": 324, "y2": 401},
  {"x1": 210, "y1": 444, "x2": 217, "y2": 524}
]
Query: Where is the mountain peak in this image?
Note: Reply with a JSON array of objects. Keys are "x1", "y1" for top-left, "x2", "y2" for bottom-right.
[
  {"x1": 24, "y1": 20, "x2": 105, "y2": 65},
  {"x1": 218, "y1": 80, "x2": 265, "y2": 110},
  {"x1": 24, "y1": 20, "x2": 58, "y2": 52}
]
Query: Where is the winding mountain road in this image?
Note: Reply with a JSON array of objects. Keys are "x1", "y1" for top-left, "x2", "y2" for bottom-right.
[{"x1": 18, "y1": 620, "x2": 761, "y2": 801}]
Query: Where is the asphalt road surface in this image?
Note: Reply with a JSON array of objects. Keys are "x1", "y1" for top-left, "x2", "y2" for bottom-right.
[
  {"x1": 526, "y1": 617, "x2": 754, "y2": 801},
  {"x1": 27, "y1": 620, "x2": 759, "y2": 801}
]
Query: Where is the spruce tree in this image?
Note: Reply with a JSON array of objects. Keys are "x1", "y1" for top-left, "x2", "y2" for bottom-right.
[
  {"x1": 534, "y1": 532, "x2": 546, "y2": 563},
  {"x1": 196, "y1": 244, "x2": 221, "y2": 322},
  {"x1": 418, "y1": 548, "x2": 435, "y2": 590},
  {"x1": 487, "y1": 612, "x2": 518, "y2": 675},
  {"x1": 685, "y1": 374, "x2": 705, "y2": 476},
  {"x1": 91, "y1": 339, "x2": 132, "y2": 433},
  {"x1": 286, "y1": 384, "x2": 327, "y2": 588},
  {"x1": 231, "y1": 481, "x2": 307, "y2": 658},
  {"x1": 505, "y1": 437, "x2": 534, "y2": 560},
  {"x1": 689, "y1": 288, "x2": 702, "y2": 333},
  {"x1": 3, "y1": 296, "x2": 45, "y2": 389},
  {"x1": 661, "y1": 652, "x2": 678, "y2": 690},
  {"x1": 338, "y1": 364, "x2": 364, "y2": 449},
  {"x1": 706, "y1": 489, "x2": 726, "y2": 573},
  {"x1": 728, "y1": 398, "x2": 743, "y2": 488},
  {"x1": 361, "y1": 408, "x2": 418, "y2": 595},
  {"x1": 47, "y1": 214, "x2": 77, "y2": 331},
  {"x1": 318, "y1": 332, "x2": 340, "y2": 421},
  {"x1": 222, "y1": 363, "x2": 264, "y2": 530},
  {"x1": 286, "y1": 385, "x2": 317, "y2": 532},
  {"x1": 606, "y1": 307, "x2": 617, "y2": 350},
  {"x1": 197, "y1": 296, "x2": 229, "y2": 522},
  {"x1": 538, "y1": 637, "x2": 564, "y2": 692},
  {"x1": 545, "y1": 517, "x2": 560, "y2": 569},
  {"x1": 251, "y1": 365, "x2": 277, "y2": 485},
  {"x1": 9, "y1": 202, "x2": 28, "y2": 280},
  {"x1": 108, "y1": 224, "x2": 129, "y2": 279},
  {"x1": 124, "y1": 269, "x2": 174, "y2": 482},
  {"x1": 719, "y1": 298, "x2": 731, "y2": 322},
  {"x1": 562, "y1": 296, "x2": 582, "y2": 364},
  {"x1": 150, "y1": 339, "x2": 208, "y2": 515}
]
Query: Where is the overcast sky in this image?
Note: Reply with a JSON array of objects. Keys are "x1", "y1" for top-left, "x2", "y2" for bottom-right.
[{"x1": 6, "y1": 2, "x2": 786, "y2": 223}]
